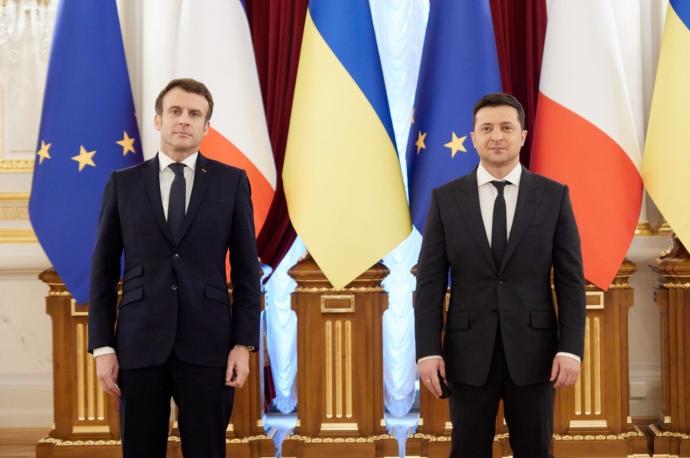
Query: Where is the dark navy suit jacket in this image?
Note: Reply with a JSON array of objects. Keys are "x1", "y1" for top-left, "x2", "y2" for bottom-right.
[{"x1": 88, "y1": 153, "x2": 260, "y2": 370}]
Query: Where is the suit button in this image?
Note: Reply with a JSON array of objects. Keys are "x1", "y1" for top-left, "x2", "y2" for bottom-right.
[
  {"x1": 173, "y1": 253, "x2": 180, "y2": 260},
  {"x1": 498, "y1": 280, "x2": 504, "y2": 285},
  {"x1": 171, "y1": 284, "x2": 178, "y2": 291}
]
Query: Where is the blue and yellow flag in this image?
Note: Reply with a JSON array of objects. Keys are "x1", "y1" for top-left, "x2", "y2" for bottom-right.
[
  {"x1": 406, "y1": 0, "x2": 501, "y2": 231},
  {"x1": 29, "y1": 0, "x2": 141, "y2": 303},
  {"x1": 643, "y1": 0, "x2": 690, "y2": 247},
  {"x1": 283, "y1": 0, "x2": 411, "y2": 289}
]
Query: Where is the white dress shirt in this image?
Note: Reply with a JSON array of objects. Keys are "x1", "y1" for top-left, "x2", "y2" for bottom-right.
[
  {"x1": 93, "y1": 151, "x2": 198, "y2": 358},
  {"x1": 418, "y1": 163, "x2": 580, "y2": 364}
]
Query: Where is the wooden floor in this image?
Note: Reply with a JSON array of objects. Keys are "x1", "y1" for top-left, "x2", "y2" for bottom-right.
[{"x1": 0, "y1": 429, "x2": 50, "y2": 458}]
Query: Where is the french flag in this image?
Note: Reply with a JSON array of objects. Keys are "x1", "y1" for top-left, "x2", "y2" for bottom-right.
[
  {"x1": 174, "y1": 0, "x2": 276, "y2": 235},
  {"x1": 531, "y1": 0, "x2": 643, "y2": 290}
]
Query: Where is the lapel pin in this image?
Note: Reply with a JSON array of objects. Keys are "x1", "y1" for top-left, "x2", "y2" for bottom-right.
[{"x1": 201, "y1": 168, "x2": 207, "y2": 173}]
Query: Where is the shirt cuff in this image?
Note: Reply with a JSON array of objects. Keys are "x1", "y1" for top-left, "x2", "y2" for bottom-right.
[
  {"x1": 93, "y1": 346, "x2": 116, "y2": 357},
  {"x1": 417, "y1": 355, "x2": 443, "y2": 364},
  {"x1": 556, "y1": 351, "x2": 581, "y2": 363}
]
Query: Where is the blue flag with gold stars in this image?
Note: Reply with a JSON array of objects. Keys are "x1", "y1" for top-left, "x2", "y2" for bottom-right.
[
  {"x1": 406, "y1": 0, "x2": 502, "y2": 231},
  {"x1": 29, "y1": 0, "x2": 141, "y2": 303}
]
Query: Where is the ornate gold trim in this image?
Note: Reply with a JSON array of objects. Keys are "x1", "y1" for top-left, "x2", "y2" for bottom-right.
[
  {"x1": 0, "y1": 229, "x2": 37, "y2": 243},
  {"x1": 593, "y1": 317, "x2": 602, "y2": 414},
  {"x1": 586, "y1": 291, "x2": 604, "y2": 310},
  {"x1": 295, "y1": 286, "x2": 384, "y2": 293},
  {"x1": 289, "y1": 433, "x2": 387, "y2": 443},
  {"x1": 0, "y1": 160, "x2": 34, "y2": 173},
  {"x1": 584, "y1": 317, "x2": 592, "y2": 414},
  {"x1": 635, "y1": 222, "x2": 655, "y2": 236},
  {"x1": 0, "y1": 192, "x2": 30, "y2": 201},
  {"x1": 345, "y1": 320, "x2": 352, "y2": 418},
  {"x1": 606, "y1": 282, "x2": 632, "y2": 290},
  {"x1": 71, "y1": 425, "x2": 111, "y2": 434},
  {"x1": 569, "y1": 419, "x2": 608, "y2": 429},
  {"x1": 71, "y1": 299, "x2": 88, "y2": 316},
  {"x1": 38, "y1": 437, "x2": 122, "y2": 446},
  {"x1": 325, "y1": 320, "x2": 333, "y2": 419},
  {"x1": 76, "y1": 324, "x2": 86, "y2": 420},
  {"x1": 319, "y1": 422, "x2": 359, "y2": 432},
  {"x1": 321, "y1": 294, "x2": 355, "y2": 313},
  {"x1": 335, "y1": 320, "x2": 343, "y2": 418},
  {"x1": 662, "y1": 281, "x2": 690, "y2": 289}
]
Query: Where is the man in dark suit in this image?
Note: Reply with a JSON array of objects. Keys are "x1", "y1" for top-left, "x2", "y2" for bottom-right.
[
  {"x1": 88, "y1": 78, "x2": 260, "y2": 458},
  {"x1": 415, "y1": 93, "x2": 585, "y2": 458}
]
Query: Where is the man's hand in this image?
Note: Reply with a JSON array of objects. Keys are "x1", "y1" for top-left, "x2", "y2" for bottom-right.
[
  {"x1": 550, "y1": 354, "x2": 581, "y2": 388},
  {"x1": 418, "y1": 357, "x2": 446, "y2": 399},
  {"x1": 95, "y1": 353, "x2": 121, "y2": 398},
  {"x1": 226, "y1": 345, "x2": 250, "y2": 388}
]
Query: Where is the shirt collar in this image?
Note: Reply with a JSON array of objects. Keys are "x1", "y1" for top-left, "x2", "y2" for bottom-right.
[
  {"x1": 476, "y1": 162, "x2": 522, "y2": 187},
  {"x1": 158, "y1": 151, "x2": 198, "y2": 172}
]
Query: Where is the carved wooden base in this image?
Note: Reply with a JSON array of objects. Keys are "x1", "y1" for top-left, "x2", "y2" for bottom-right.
[{"x1": 651, "y1": 424, "x2": 690, "y2": 457}]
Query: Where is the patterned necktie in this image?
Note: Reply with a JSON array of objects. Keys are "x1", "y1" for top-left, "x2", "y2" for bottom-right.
[
  {"x1": 167, "y1": 163, "x2": 186, "y2": 241},
  {"x1": 490, "y1": 180, "x2": 509, "y2": 269}
]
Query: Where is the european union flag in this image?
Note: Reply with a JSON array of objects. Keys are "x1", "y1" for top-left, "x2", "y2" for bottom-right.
[
  {"x1": 406, "y1": 0, "x2": 502, "y2": 231},
  {"x1": 29, "y1": 0, "x2": 141, "y2": 303}
]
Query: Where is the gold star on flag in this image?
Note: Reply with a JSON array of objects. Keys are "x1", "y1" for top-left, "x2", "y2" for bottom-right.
[
  {"x1": 116, "y1": 131, "x2": 136, "y2": 156},
  {"x1": 415, "y1": 130, "x2": 427, "y2": 155},
  {"x1": 71, "y1": 146, "x2": 96, "y2": 172},
  {"x1": 36, "y1": 140, "x2": 52, "y2": 165},
  {"x1": 444, "y1": 131, "x2": 467, "y2": 158}
]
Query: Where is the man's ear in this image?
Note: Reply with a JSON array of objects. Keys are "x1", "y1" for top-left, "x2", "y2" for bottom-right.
[
  {"x1": 154, "y1": 114, "x2": 162, "y2": 131},
  {"x1": 203, "y1": 120, "x2": 210, "y2": 137}
]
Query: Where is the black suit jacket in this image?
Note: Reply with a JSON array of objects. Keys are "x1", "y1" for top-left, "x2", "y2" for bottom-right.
[
  {"x1": 414, "y1": 166, "x2": 585, "y2": 387},
  {"x1": 88, "y1": 153, "x2": 261, "y2": 370}
]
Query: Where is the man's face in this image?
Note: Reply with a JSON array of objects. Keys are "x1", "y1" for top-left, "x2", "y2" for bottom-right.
[
  {"x1": 470, "y1": 105, "x2": 526, "y2": 170},
  {"x1": 154, "y1": 87, "x2": 210, "y2": 155}
]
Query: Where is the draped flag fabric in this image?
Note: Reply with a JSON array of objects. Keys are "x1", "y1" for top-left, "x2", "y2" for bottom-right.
[
  {"x1": 643, "y1": 0, "x2": 690, "y2": 248},
  {"x1": 406, "y1": 0, "x2": 502, "y2": 231},
  {"x1": 28, "y1": 0, "x2": 142, "y2": 304},
  {"x1": 283, "y1": 0, "x2": 411, "y2": 289},
  {"x1": 174, "y1": 0, "x2": 276, "y2": 235},
  {"x1": 531, "y1": 0, "x2": 642, "y2": 290}
]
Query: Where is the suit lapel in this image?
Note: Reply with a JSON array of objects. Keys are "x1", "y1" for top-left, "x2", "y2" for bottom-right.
[
  {"x1": 500, "y1": 167, "x2": 541, "y2": 273},
  {"x1": 143, "y1": 156, "x2": 175, "y2": 244},
  {"x1": 454, "y1": 171, "x2": 495, "y2": 272},
  {"x1": 176, "y1": 153, "x2": 211, "y2": 243}
]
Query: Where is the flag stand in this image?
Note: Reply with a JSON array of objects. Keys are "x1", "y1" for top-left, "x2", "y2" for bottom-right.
[{"x1": 649, "y1": 235, "x2": 690, "y2": 458}]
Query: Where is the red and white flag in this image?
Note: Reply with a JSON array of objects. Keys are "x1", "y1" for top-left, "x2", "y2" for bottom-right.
[
  {"x1": 531, "y1": 0, "x2": 642, "y2": 290},
  {"x1": 174, "y1": 0, "x2": 276, "y2": 234}
]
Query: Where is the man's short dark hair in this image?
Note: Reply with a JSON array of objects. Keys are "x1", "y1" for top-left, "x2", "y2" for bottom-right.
[
  {"x1": 155, "y1": 78, "x2": 214, "y2": 121},
  {"x1": 472, "y1": 93, "x2": 525, "y2": 130}
]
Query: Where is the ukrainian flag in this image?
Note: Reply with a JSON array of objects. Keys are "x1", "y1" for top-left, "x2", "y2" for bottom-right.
[
  {"x1": 643, "y1": 0, "x2": 690, "y2": 247},
  {"x1": 283, "y1": 0, "x2": 411, "y2": 289}
]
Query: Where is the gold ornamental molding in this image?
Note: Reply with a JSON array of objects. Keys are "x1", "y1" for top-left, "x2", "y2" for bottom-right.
[
  {"x1": 0, "y1": 229, "x2": 37, "y2": 243},
  {"x1": 0, "y1": 192, "x2": 29, "y2": 220},
  {"x1": 294, "y1": 286, "x2": 384, "y2": 293},
  {"x1": 287, "y1": 434, "x2": 392, "y2": 443},
  {"x1": 0, "y1": 159, "x2": 34, "y2": 173},
  {"x1": 635, "y1": 222, "x2": 655, "y2": 236},
  {"x1": 321, "y1": 294, "x2": 355, "y2": 313}
]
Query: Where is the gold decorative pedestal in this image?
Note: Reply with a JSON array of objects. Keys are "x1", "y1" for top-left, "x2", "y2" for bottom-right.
[
  {"x1": 287, "y1": 255, "x2": 388, "y2": 457},
  {"x1": 35, "y1": 268, "x2": 263, "y2": 457},
  {"x1": 650, "y1": 235, "x2": 690, "y2": 458},
  {"x1": 415, "y1": 261, "x2": 648, "y2": 458}
]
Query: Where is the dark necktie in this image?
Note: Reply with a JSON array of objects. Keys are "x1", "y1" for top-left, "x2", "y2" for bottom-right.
[
  {"x1": 490, "y1": 180, "x2": 509, "y2": 269},
  {"x1": 168, "y1": 163, "x2": 186, "y2": 241}
]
